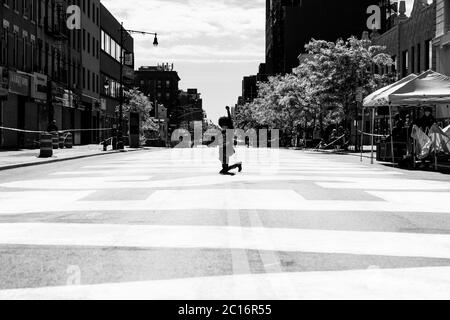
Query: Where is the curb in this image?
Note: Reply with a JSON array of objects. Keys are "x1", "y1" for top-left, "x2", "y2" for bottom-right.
[{"x1": 0, "y1": 148, "x2": 147, "y2": 172}]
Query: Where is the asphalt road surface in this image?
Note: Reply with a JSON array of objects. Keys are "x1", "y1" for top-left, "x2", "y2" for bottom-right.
[{"x1": 0, "y1": 147, "x2": 449, "y2": 299}]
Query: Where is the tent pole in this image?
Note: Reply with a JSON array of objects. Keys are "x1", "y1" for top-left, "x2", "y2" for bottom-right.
[
  {"x1": 371, "y1": 108, "x2": 375, "y2": 165},
  {"x1": 389, "y1": 103, "x2": 396, "y2": 167},
  {"x1": 360, "y1": 107, "x2": 365, "y2": 162},
  {"x1": 434, "y1": 105, "x2": 438, "y2": 171}
]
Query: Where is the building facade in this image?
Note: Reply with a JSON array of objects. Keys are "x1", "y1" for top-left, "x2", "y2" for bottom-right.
[
  {"x1": 434, "y1": 0, "x2": 450, "y2": 76},
  {"x1": 1, "y1": 0, "x2": 39, "y2": 147},
  {"x1": 79, "y1": 0, "x2": 101, "y2": 144},
  {"x1": 0, "y1": 0, "x2": 128, "y2": 149},
  {"x1": 100, "y1": 3, "x2": 134, "y2": 143},
  {"x1": 266, "y1": 0, "x2": 380, "y2": 75},
  {"x1": 373, "y1": 0, "x2": 436, "y2": 79},
  {"x1": 135, "y1": 64, "x2": 180, "y2": 119}
]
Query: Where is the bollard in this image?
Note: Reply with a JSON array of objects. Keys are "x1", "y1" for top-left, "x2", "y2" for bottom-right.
[
  {"x1": 65, "y1": 133, "x2": 73, "y2": 149},
  {"x1": 51, "y1": 132, "x2": 59, "y2": 149},
  {"x1": 39, "y1": 133, "x2": 53, "y2": 158},
  {"x1": 59, "y1": 134, "x2": 65, "y2": 149}
]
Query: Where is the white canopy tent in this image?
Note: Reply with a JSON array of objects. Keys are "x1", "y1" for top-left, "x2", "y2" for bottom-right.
[
  {"x1": 389, "y1": 70, "x2": 450, "y2": 106},
  {"x1": 362, "y1": 70, "x2": 450, "y2": 167},
  {"x1": 363, "y1": 74, "x2": 418, "y2": 108}
]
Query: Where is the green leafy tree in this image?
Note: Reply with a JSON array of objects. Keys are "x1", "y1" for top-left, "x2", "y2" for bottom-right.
[
  {"x1": 294, "y1": 37, "x2": 395, "y2": 137},
  {"x1": 119, "y1": 88, "x2": 158, "y2": 141}
]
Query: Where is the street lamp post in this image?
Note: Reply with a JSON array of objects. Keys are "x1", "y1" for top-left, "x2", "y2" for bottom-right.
[{"x1": 117, "y1": 23, "x2": 159, "y2": 150}]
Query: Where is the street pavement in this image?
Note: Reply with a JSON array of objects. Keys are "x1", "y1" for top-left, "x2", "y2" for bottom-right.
[{"x1": 0, "y1": 147, "x2": 449, "y2": 299}]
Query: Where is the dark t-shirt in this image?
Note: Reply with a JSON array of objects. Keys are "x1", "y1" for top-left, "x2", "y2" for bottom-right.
[
  {"x1": 47, "y1": 124, "x2": 59, "y2": 132},
  {"x1": 219, "y1": 130, "x2": 235, "y2": 164},
  {"x1": 417, "y1": 115, "x2": 436, "y2": 132}
]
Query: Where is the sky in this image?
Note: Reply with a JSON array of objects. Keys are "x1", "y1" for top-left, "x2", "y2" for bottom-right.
[
  {"x1": 101, "y1": 0, "x2": 265, "y2": 123},
  {"x1": 101, "y1": 0, "x2": 418, "y2": 123}
]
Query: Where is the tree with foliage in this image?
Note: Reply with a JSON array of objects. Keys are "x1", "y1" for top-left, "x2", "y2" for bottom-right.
[
  {"x1": 118, "y1": 88, "x2": 158, "y2": 141},
  {"x1": 235, "y1": 37, "x2": 395, "y2": 147},
  {"x1": 294, "y1": 37, "x2": 395, "y2": 137}
]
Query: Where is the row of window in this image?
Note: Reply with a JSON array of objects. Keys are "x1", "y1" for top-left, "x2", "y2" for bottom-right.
[
  {"x1": 1, "y1": 0, "x2": 97, "y2": 27},
  {"x1": 82, "y1": 67, "x2": 100, "y2": 94},
  {"x1": 80, "y1": 0, "x2": 100, "y2": 27},
  {"x1": 101, "y1": 30, "x2": 124, "y2": 63},
  {"x1": 102, "y1": 75, "x2": 121, "y2": 98},
  {"x1": 82, "y1": 28, "x2": 99, "y2": 59},
  {"x1": 401, "y1": 40, "x2": 434, "y2": 77},
  {"x1": 0, "y1": 23, "x2": 105, "y2": 96},
  {"x1": 0, "y1": 24, "x2": 71, "y2": 83},
  {"x1": 2, "y1": 0, "x2": 36, "y2": 22},
  {"x1": 139, "y1": 79, "x2": 172, "y2": 88}
]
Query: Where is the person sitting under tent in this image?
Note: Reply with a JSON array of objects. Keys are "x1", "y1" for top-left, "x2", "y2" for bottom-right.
[
  {"x1": 415, "y1": 108, "x2": 437, "y2": 169},
  {"x1": 417, "y1": 107, "x2": 436, "y2": 134}
]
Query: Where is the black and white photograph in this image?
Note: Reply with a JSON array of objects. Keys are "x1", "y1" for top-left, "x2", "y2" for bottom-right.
[{"x1": 0, "y1": 0, "x2": 450, "y2": 305}]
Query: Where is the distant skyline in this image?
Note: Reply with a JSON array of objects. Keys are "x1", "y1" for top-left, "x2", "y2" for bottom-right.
[{"x1": 101, "y1": 0, "x2": 417, "y2": 123}]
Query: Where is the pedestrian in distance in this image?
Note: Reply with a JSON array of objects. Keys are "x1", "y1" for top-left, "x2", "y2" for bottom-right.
[
  {"x1": 218, "y1": 106, "x2": 243, "y2": 176},
  {"x1": 47, "y1": 120, "x2": 59, "y2": 133}
]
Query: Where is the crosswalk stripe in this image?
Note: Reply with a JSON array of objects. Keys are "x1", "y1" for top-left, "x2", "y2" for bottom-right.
[
  {"x1": 0, "y1": 223, "x2": 449, "y2": 259},
  {"x1": 2, "y1": 176, "x2": 446, "y2": 191},
  {"x1": 0, "y1": 267, "x2": 449, "y2": 300},
  {"x1": 0, "y1": 189, "x2": 448, "y2": 215}
]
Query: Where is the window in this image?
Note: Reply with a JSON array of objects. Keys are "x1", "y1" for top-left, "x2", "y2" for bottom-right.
[
  {"x1": 87, "y1": 32, "x2": 90, "y2": 53},
  {"x1": 402, "y1": 50, "x2": 408, "y2": 77},
  {"x1": 427, "y1": 40, "x2": 433, "y2": 70},
  {"x1": 417, "y1": 44, "x2": 421, "y2": 72},
  {"x1": 0, "y1": 24, "x2": 9, "y2": 65},
  {"x1": 105, "y1": 33, "x2": 110, "y2": 55},
  {"x1": 101, "y1": 30, "x2": 105, "y2": 50},
  {"x1": 87, "y1": 69, "x2": 90, "y2": 91},
  {"x1": 83, "y1": 29, "x2": 86, "y2": 50},
  {"x1": 82, "y1": 67, "x2": 85, "y2": 88}
]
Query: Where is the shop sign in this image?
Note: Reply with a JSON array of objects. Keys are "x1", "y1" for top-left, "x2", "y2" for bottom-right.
[
  {"x1": 100, "y1": 98, "x2": 107, "y2": 111},
  {"x1": 51, "y1": 82, "x2": 65, "y2": 106},
  {"x1": 31, "y1": 73, "x2": 48, "y2": 102},
  {"x1": 124, "y1": 52, "x2": 134, "y2": 67},
  {"x1": 9, "y1": 71, "x2": 30, "y2": 96}
]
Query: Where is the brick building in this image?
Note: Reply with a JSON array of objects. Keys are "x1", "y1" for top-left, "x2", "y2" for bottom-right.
[
  {"x1": 0, "y1": 0, "x2": 77, "y2": 148},
  {"x1": 373, "y1": 0, "x2": 436, "y2": 78},
  {"x1": 0, "y1": 1, "x2": 130, "y2": 149},
  {"x1": 135, "y1": 64, "x2": 180, "y2": 119},
  {"x1": 434, "y1": 0, "x2": 450, "y2": 76}
]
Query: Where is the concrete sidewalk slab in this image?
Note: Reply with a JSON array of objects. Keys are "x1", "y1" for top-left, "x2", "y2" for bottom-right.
[{"x1": 0, "y1": 145, "x2": 159, "y2": 171}]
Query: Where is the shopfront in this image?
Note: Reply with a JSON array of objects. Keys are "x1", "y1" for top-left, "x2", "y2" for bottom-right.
[{"x1": 3, "y1": 70, "x2": 31, "y2": 148}]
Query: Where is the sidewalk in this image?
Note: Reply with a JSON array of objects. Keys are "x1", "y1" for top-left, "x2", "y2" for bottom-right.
[
  {"x1": 306, "y1": 146, "x2": 378, "y2": 160},
  {"x1": 0, "y1": 145, "x2": 153, "y2": 171}
]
